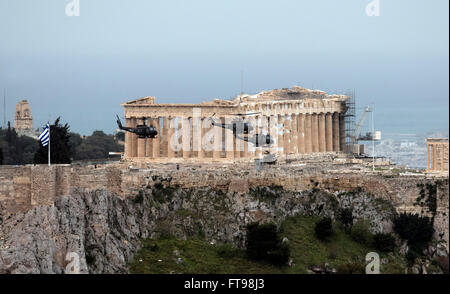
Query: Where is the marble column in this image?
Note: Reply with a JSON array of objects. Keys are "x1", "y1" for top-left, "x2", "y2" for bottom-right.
[
  {"x1": 130, "y1": 117, "x2": 137, "y2": 157},
  {"x1": 193, "y1": 116, "x2": 203, "y2": 159},
  {"x1": 255, "y1": 115, "x2": 262, "y2": 158},
  {"x1": 325, "y1": 113, "x2": 333, "y2": 152},
  {"x1": 137, "y1": 118, "x2": 146, "y2": 157},
  {"x1": 284, "y1": 114, "x2": 291, "y2": 154},
  {"x1": 225, "y1": 117, "x2": 234, "y2": 160},
  {"x1": 234, "y1": 135, "x2": 241, "y2": 159},
  {"x1": 152, "y1": 118, "x2": 160, "y2": 158},
  {"x1": 319, "y1": 113, "x2": 326, "y2": 152},
  {"x1": 305, "y1": 114, "x2": 312, "y2": 154},
  {"x1": 246, "y1": 116, "x2": 255, "y2": 158},
  {"x1": 269, "y1": 115, "x2": 277, "y2": 155},
  {"x1": 339, "y1": 114, "x2": 346, "y2": 152},
  {"x1": 124, "y1": 118, "x2": 132, "y2": 158},
  {"x1": 298, "y1": 113, "x2": 305, "y2": 154},
  {"x1": 213, "y1": 117, "x2": 222, "y2": 159},
  {"x1": 432, "y1": 144, "x2": 436, "y2": 170},
  {"x1": 332, "y1": 113, "x2": 340, "y2": 152},
  {"x1": 182, "y1": 117, "x2": 190, "y2": 159},
  {"x1": 166, "y1": 117, "x2": 175, "y2": 158},
  {"x1": 145, "y1": 118, "x2": 153, "y2": 158},
  {"x1": 311, "y1": 114, "x2": 319, "y2": 153},
  {"x1": 291, "y1": 114, "x2": 298, "y2": 154},
  {"x1": 278, "y1": 115, "x2": 284, "y2": 155}
]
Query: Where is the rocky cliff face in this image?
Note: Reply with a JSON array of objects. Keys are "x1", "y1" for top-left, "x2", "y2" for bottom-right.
[{"x1": 0, "y1": 177, "x2": 397, "y2": 274}]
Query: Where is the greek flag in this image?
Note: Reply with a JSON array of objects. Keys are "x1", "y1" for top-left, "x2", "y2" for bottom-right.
[{"x1": 39, "y1": 124, "x2": 50, "y2": 147}]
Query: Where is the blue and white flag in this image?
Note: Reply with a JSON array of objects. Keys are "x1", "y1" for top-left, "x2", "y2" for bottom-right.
[{"x1": 39, "y1": 124, "x2": 50, "y2": 147}]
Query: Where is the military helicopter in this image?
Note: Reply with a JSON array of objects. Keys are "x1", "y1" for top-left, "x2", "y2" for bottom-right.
[
  {"x1": 209, "y1": 112, "x2": 260, "y2": 135},
  {"x1": 116, "y1": 115, "x2": 158, "y2": 138},
  {"x1": 235, "y1": 132, "x2": 274, "y2": 147}
]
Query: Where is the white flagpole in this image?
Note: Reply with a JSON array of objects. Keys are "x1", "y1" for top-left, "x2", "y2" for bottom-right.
[{"x1": 48, "y1": 123, "x2": 51, "y2": 166}]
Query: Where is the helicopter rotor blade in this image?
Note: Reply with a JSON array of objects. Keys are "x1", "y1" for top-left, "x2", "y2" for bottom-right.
[{"x1": 231, "y1": 112, "x2": 261, "y2": 116}]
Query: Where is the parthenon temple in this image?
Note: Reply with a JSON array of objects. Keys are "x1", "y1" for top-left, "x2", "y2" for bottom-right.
[{"x1": 121, "y1": 86, "x2": 350, "y2": 162}]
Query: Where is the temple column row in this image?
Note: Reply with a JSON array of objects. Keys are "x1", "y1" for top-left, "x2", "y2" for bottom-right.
[
  {"x1": 124, "y1": 111, "x2": 346, "y2": 159},
  {"x1": 126, "y1": 116, "x2": 233, "y2": 160}
]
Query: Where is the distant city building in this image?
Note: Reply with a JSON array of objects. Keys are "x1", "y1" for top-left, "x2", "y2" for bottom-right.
[
  {"x1": 427, "y1": 138, "x2": 449, "y2": 174},
  {"x1": 13, "y1": 100, "x2": 39, "y2": 139}
]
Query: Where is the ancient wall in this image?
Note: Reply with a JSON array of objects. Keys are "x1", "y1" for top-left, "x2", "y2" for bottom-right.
[
  {"x1": 0, "y1": 166, "x2": 32, "y2": 213},
  {"x1": 1, "y1": 163, "x2": 448, "y2": 249},
  {"x1": 1, "y1": 163, "x2": 448, "y2": 214}
]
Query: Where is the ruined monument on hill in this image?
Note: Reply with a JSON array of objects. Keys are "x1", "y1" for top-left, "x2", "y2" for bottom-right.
[{"x1": 121, "y1": 86, "x2": 350, "y2": 162}]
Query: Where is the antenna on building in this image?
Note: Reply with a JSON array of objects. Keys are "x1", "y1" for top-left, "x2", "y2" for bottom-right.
[
  {"x1": 371, "y1": 102, "x2": 375, "y2": 171},
  {"x1": 3, "y1": 88, "x2": 5, "y2": 128},
  {"x1": 240, "y1": 70, "x2": 244, "y2": 96}
]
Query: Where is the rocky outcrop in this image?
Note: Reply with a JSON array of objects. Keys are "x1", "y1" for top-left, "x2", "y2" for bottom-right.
[{"x1": 0, "y1": 179, "x2": 397, "y2": 274}]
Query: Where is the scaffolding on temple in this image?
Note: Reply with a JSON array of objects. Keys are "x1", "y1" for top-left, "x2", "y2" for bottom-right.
[{"x1": 343, "y1": 89, "x2": 356, "y2": 154}]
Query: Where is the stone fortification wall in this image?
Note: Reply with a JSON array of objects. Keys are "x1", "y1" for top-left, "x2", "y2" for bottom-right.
[{"x1": 0, "y1": 163, "x2": 448, "y2": 249}]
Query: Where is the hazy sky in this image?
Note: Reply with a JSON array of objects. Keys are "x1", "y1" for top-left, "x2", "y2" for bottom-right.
[{"x1": 0, "y1": 0, "x2": 448, "y2": 135}]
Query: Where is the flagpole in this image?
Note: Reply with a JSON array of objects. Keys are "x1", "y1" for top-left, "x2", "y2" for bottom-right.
[{"x1": 48, "y1": 123, "x2": 51, "y2": 166}]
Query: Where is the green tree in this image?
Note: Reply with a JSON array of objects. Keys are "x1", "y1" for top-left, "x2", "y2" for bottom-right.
[
  {"x1": 246, "y1": 222, "x2": 290, "y2": 266},
  {"x1": 69, "y1": 132, "x2": 83, "y2": 154},
  {"x1": 72, "y1": 130, "x2": 123, "y2": 161},
  {"x1": 115, "y1": 131, "x2": 125, "y2": 142},
  {"x1": 350, "y1": 219, "x2": 373, "y2": 246},
  {"x1": 34, "y1": 117, "x2": 72, "y2": 164},
  {"x1": 373, "y1": 233, "x2": 396, "y2": 253},
  {"x1": 337, "y1": 208, "x2": 354, "y2": 228},
  {"x1": 393, "y1": 213, "x2": 434, "y2": 265},
  {"x1": 315, "y1": 217, "x2": 333, "y2": 241},
  {"x1": 0, "y1": 123, "x2": 39, "y2": 165}
]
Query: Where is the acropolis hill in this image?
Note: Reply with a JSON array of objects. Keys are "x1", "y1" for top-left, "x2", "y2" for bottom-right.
[
  {"x1": 0, "y1": 160, "x2": 448, "y2": 273},
  {"x1": 0, "y1": 86, "x2": 448, "y2": 274}
]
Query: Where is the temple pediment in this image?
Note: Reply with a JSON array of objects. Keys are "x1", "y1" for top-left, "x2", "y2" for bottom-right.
[{"x1": 124, "y1": 96, "x2": 156, "y2": 105}]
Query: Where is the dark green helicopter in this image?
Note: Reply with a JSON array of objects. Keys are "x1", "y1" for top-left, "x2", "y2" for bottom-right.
[
  {"x1": 209, "y1": 112, "x2": 260, "y2": 135},
  {"x1": 116, "y1": 115, "x2": 158, "y2": 138},
  {"x1": 235, "y1": 132, "x2": 274, "y2": 147}
]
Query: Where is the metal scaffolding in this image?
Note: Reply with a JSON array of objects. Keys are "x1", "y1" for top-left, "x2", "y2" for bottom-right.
[{"x1": 343, "y1": 89, "x2": 356, "y2": 154}]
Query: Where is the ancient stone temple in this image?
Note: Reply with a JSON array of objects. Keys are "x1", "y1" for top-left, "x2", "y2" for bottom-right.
[
  {"x1": 121, "y1": 86, "x2": 350, "y2": 162},
  {"x1": 427, "y1": 138, "x2": 449, "y2": 174}
]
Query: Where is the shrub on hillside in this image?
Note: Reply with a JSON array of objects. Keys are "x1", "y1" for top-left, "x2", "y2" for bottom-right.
[
  {"x1": 393, "y1": 213, "x2": 434, "y2": 249},
  {"x1": 373, "y1": 233, "x2": 396, "y2": 252},
  {"x1": 393, "y1": 213, "x2": 434, "y2": 265},
  {"x1": 267, "y1": 243, "x2": 290, "y2": 266},
  {"x1": 216, "y1": 244, "x2": 237, "y2": 258},
  {"x1": 246, "y1": 222, "x2": 290, "y2": 266},
  {"x1": 350, "y1": 219, "x2": 373, "y2": 246},
  {"x1": 336, "y1": 262, "x2": 365, "y2": 274},
  {"x1": 434, "y1": 256, "x2": 449, "y2": 274},
  {"x1": 337, "y1": 208, "x2": 354, "y2": 228},
  {"x1": 315, "y1": 217, "x2": 333, "y2": 241}
]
